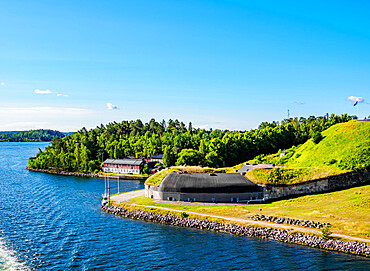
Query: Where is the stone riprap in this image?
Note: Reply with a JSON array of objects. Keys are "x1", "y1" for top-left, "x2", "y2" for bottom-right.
[
  {"x1": 250, "y1": 214, "x2": 330, "y2": 229},
  {"x1": 102, "y1": 204, "x2": 370, "y2": 257}
]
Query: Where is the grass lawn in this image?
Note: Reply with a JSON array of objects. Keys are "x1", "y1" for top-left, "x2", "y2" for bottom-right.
[
  {"x1": 145, "y1": 165, "x2": 242, "y2": 186},
  {"x1": 246, "y1": 120, "x2": 369, "y2": 185},
  {"x1": 126, "y1": 184, "x2": 370, "y2": 239}
]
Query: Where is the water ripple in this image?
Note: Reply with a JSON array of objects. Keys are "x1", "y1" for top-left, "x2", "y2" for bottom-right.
[{"x1": 1, "y1": 142, "x2": 370, "y2": 270}]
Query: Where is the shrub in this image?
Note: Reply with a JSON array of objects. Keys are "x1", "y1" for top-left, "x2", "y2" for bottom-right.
[
  {"x1": 326, "y1": 159, "x2": 337, "y2": 165},
  {"x1": 339, "y1": 144, "x2": 370, "y2": 171},
  {"x1": 142, "y1": 164, "x2": 149, "y2": 174},
  {"x1": 312, "y1": 131, "x2": 323, "y2": 144},
  {"x1": 265, "y1": 167, "x2": 310, "y2": 185},
  {"x1": 180, "y1": 212, "x2": 189, "y2": 218},
  {"x1": 321, "y1": 225, "x2": 332, "y2": 239}
]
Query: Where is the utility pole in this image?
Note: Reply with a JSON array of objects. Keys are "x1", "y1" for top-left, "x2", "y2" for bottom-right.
[
  {"x1": 117, "y1": 178, "x2": 120, "y2": 194},
  {"x1": 108, "y1": 176, "x2": 110, "y2": 205},
  {"x1": 287, "y1": 109, "x2": 290, "y2": 119}
]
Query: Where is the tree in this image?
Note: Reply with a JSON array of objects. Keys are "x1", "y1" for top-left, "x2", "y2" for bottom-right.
[
  {"x1": 188, "y1": 122, "x2": 193, "y2": 134},
  {"x1": 28, "y1": 115, "x2": 356, "y2": 173},
  {"x1": 163, "y1": 146, "x2": 174, "y2": 168},
  {"x1": 312, "y1": 131, "x2": 323, "y2": 144},
  {"x1": 176, "y1": 149, "x2": 201, "y2": 166}
]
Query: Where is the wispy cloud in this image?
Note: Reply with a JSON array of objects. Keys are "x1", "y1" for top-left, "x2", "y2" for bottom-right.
[
  {"x1": 106, "y1": 103, "x2": 119, "y2": 110},
  {"x1": 0, "y1": 82, "x2": 4, "y2": 86},
  {"x1": 0, "y1": 107, "x2": 89, "y2": 114},
  {"x1": 347, "y1": 96, "x2": 364, "y2": 103},
  {"x1": 57, "y1": 94, "x2": 69, "y2": 97},
  {"x1": 0, "y1": 121, "x2": 49, "y2": 130},
  {"x1": 34, "y1": 89, "x2": 52, "y2": 94},
  {"x1": 295, "y1": 101, "x2": 305, "y2": 105},
  {"x1": 0, "y1": 107, "x2": 92, "y2": 131}
]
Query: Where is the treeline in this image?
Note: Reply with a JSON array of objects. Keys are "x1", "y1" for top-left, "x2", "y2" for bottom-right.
[
  {"x1": 0, "y1": 129, "x2": 66, "y2": 142},
  {"x1": 28, "y1": 114, "x2": 355, "y2": 173}
]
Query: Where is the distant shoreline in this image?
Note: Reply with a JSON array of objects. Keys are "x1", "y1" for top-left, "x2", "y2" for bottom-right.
[
  {"x1": 26, "y1": 167, "x2": 148, "y2": 180},
  {"x1": 0, "y1": 140, "x2": 51, "y2": 142}
]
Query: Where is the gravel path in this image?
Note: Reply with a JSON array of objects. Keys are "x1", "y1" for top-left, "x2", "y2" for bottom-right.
[
  {"x1": 111, "y1": 189, "x2": 145, "y2": 203},
  {"x1": 135, "y1": 204, "x2": 370, "y2": 243},
  {"x1": 110, "y1": 191, "x2": 370, "y2": 243}
]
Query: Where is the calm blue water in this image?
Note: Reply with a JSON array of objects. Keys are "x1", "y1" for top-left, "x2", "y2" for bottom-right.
[{"x1": 0, "y1": 142, "x2": 369, "y2": 270}]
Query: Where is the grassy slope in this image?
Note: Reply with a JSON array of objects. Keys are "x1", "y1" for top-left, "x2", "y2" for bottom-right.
[
  {"x1": 129, "y1": 184, "x2": 370, "y2": 239},
  {"x1": 145, "y1": 165, "x2": 238, "y2": 186},
  {"x1": 289, "y1": 120, "x2": 370, "y2": 168},
  {"x1": 247, "y1": 120, "x2": 370, "y2": 185},
  {"x1": 145, "y1": 168, "x2": 182, "y2": 186}
]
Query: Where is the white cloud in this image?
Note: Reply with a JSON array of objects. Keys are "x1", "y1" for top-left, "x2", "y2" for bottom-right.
[
  {"x1": 295, "y1": 101, "x2": 305, "y2": 105},
  {"x1": 1, "y1": 82, "x2": 4, "y2": 86},
  {"x1": 0, "y1": 121, "x2": 49, "y2": 130},
  {"x1": 347, "y1": 96, "x2": 364, "y2": 103},
  {"x1": 57, "y1": 94, "x2": 69, "y2": 97},
  {"x1": 34, "y1": 89, "x2": 52, "y2": 94},
  {"x1": 106, "y1": 103, "x2": 119, "y2": 110},
  {"x1": 0, "y1": 107, "x2": 92, "y2": 131},
  {"x1": 0, "y1": 107, "x2": 89, "y2": 115}
]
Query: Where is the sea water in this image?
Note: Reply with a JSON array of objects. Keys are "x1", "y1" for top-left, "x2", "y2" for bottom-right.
[{"x1": 0, "y1": 142, "x2": 369, "y2": 270}]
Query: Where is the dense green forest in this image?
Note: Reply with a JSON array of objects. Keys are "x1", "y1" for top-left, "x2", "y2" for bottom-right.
[
  {"x1": 0, "y1": 129, "x2": 66, "y2": 142},
  {"x1": 28, "y1": 114, "x2": 356, "y2": 173}
]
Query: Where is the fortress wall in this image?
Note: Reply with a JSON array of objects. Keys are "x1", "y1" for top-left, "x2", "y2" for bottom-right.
[{"x1": 263, "y1": 170, "x2": 370, "y2": 200}]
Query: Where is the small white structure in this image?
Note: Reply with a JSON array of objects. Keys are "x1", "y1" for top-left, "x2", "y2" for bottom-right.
[
  {"x1": 103, "y1": 159, "x2": 144, "y2": 174},
  {"x1": 147, "y1": 154, "x2": 163, "y2": 164}
]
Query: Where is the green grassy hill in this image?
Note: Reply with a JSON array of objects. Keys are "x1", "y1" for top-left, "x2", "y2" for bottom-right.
[
  {"x1": 145, "y1": 120, "x2": 369, "y2": 186},
  {"x1": 247, "y1": 120, "x2": 370, "y2": 185},
  {"x1": 288, "y1": 120, "x2": 369, "y2": 169}
]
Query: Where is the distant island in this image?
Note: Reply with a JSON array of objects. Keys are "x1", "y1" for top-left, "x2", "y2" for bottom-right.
[{"x1": 0, "y1": 129, "x2": 69, "y2": 142}]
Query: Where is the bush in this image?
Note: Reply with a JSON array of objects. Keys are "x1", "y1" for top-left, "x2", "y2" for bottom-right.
[
  {"x1": 321, "y1": 225, "x2": 332, "y2": 239},
  {"x1": 142, "y1": 164, "x2": 149, "y2": 174},
  {"x1": 339, "y1": 144, "x2": 370, "y2": 171},
  {"x1": 180, "y1": 212, "x2": 189, "y2": 218},
  {"x1": 266, "y1": 167, "x2": 309, "y2": 185},
  {"x1": 312, "y1": 131, "x2": 323, "y2": 144},
  {"x1": 326, "y1": 159, "x2": 337, "y2": 165}
]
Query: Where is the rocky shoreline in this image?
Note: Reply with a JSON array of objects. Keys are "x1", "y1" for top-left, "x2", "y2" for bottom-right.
[
  {"x1": 102, "y1": 204, "x2": 370, "y2": 258},
  {"x1": 26, "y1": 167, "x2": 147, "y2": 180}
]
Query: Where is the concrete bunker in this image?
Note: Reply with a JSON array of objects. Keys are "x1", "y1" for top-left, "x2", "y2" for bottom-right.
[{"x1": 145, "y1": 172, "x2": 264, "y2": 203}]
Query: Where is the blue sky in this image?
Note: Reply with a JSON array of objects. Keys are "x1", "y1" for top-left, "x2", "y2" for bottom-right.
[{"x1": 0, "y1": 0, "x2": 369, "y2": 131}]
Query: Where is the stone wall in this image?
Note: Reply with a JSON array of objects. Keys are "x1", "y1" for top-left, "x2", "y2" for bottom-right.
[{"x1": 263, "y1": 170, "x2": 370, "y2": 200}]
